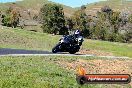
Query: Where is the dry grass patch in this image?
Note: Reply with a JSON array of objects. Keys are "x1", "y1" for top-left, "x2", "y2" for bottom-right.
[
  {"x1": 78, "y1": 49, "x2": 113, "y2": 56},
  {"x1": 54, "y1": 58, "x2": 132, "y2": 86}
]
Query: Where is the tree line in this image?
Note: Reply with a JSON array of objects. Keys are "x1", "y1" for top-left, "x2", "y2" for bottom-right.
[
  {"x1": 40, "y1": 4, "x2": 132, "y2": 43},
  {"x1": 1, "y1": 3, "x2": 132, "y2": 43}
]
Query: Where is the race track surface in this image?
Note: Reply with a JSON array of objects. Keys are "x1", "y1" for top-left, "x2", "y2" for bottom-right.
[
  {"x1": 0, "y1": 48, "x2": 53, "y2": 55},
  {"x1": 0, "y1": 48, "x2": 130, "y2": 59}
]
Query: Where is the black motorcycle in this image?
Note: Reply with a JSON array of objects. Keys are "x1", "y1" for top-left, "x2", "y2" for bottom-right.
[{"x1": 52, "y1": 35, "x2": 83, "y2": 54}]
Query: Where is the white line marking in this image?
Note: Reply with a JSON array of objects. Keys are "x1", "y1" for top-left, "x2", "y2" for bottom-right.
[{"x1": 0, "y1": 54, "x2": 130, "y2": 59}]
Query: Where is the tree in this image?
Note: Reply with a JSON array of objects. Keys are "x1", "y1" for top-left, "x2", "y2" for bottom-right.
[
  {"x1": 2, "y1": 14, "x2": 11, "y2": 26},
  {"x1": 10, "y1": 10, "x2": 20, "y2": 28},
  {"x1": 65, "y1": 18, "x2": 74, "y2": 31},
  {"x1": 101, "y1": 5, "x2": 112, "y2": 13},
  {"x1": 92, "y1": 6, "x2": 124, "y2": 42},
  {"x1": 109, "y1": 12, "x2": 120, "y2": 31},
  {"x1": 2, "y1": 7, "x2": 20, "y2": 28},
  {"x1": 72, "y1": 5, "x2": 89, "y2": 37},
  {"x1": 128, "y1": 14, "x2": 132, "y2": 23},
  {"x1": 40, "y1": 3, "x2": 66, "y2": 35}
]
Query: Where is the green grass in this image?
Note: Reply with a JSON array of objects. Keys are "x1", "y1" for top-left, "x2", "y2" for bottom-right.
[
  {"x1": 83, "y1": 39, "x2": 132, "y2": 58},
  {"x1": 0, "y1": 28, "x2": 132, "y2": 58},
  {"x1": 0, "y1": 28, "x2": 60, "y2": 51},
  {"x1": 0, "y1": 56, "x2": 131, "y2": 88}
]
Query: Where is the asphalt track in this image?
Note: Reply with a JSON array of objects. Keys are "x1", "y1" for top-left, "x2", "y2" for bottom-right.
[{"x1": 0, "y1": 48, "x2": 130, "y2": 59}]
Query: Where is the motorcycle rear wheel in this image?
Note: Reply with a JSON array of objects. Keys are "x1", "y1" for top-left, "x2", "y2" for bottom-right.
[
  {"x1": 69, "y1": 45, "x2": 80, "y2": 54},
  {"x1": 69, "y1": 50, "x2": 77, "y2": 54}
]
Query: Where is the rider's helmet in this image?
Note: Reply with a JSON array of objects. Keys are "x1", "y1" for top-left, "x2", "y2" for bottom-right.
[{"x1": 74, "y1": 30, "x2": 80, "y2": 38}]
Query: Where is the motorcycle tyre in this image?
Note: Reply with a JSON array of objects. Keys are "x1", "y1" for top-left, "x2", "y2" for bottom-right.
[{"x1": 52, "y1": 44, "x2": 60, "y2": 53}]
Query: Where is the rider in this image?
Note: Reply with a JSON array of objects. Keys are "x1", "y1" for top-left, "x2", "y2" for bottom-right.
[
  {"x1": 65, "y1": 29, "x2": 83, "y2": 45},
  {"x1": 71, "y1": 29, "x2": 83, "y2": 46},
  {"x1": 73, "y1": 30, "x2": 81, "y2": 44}
]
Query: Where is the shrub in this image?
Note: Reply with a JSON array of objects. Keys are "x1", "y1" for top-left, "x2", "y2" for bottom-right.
[
  {"x1": 2, "y1": 7, "x2": 20, "y2": 28},
  {"x1": 40, "y1": 3, "x2": 66, "y2": 35},
  {"x1": 71, "y1": 5, "x2": 89, "y2": 37}
]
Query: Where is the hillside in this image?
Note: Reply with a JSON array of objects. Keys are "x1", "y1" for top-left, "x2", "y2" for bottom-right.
[
  {"x1": 83, "y1": 0, "x2": 132, "y2": 16},
  {"x1": 0, "y1": 0, "x2": 132, "y2": 18},
  {"x1": 0, "y1": 0, "x2": 75, "y2": 18}
]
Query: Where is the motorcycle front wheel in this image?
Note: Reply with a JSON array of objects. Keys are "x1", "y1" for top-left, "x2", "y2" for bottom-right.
[{"x1": 52, "y1": 44, "x2": 61, "y2": 53}]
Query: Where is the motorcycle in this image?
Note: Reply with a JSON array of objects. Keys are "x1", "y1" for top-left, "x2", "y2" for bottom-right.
[{"x1": 52, "y1": 35, "x2": 83, "y2": 54}]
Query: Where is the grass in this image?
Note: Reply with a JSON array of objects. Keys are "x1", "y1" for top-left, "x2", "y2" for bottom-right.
[
  {"x1": 83, "y1": 39, "x2": 132, "y2": 58},
  {"x1": 0, "y1": 28, "x2": 60, "y2": 51},
  {"x1": 0, "y1": 56, "x2": 96, "y2": 88},
  {"x1": 0, "y1": 56, "x2": 131, "y2": 88},
  {"x1": 0, "y1": 28, "x2": 132, "y2": 58}
]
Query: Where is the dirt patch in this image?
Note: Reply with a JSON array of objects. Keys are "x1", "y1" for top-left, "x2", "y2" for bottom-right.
[
  {"x1": 78, "y1": 49, "x2": 113, "y2": 56},
  {"x1": 56, "y1": 59, "x2": 132, "y2": 75},
  {"x1": 55, "y1": 59, "x2": 132, "y2": 86}
]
